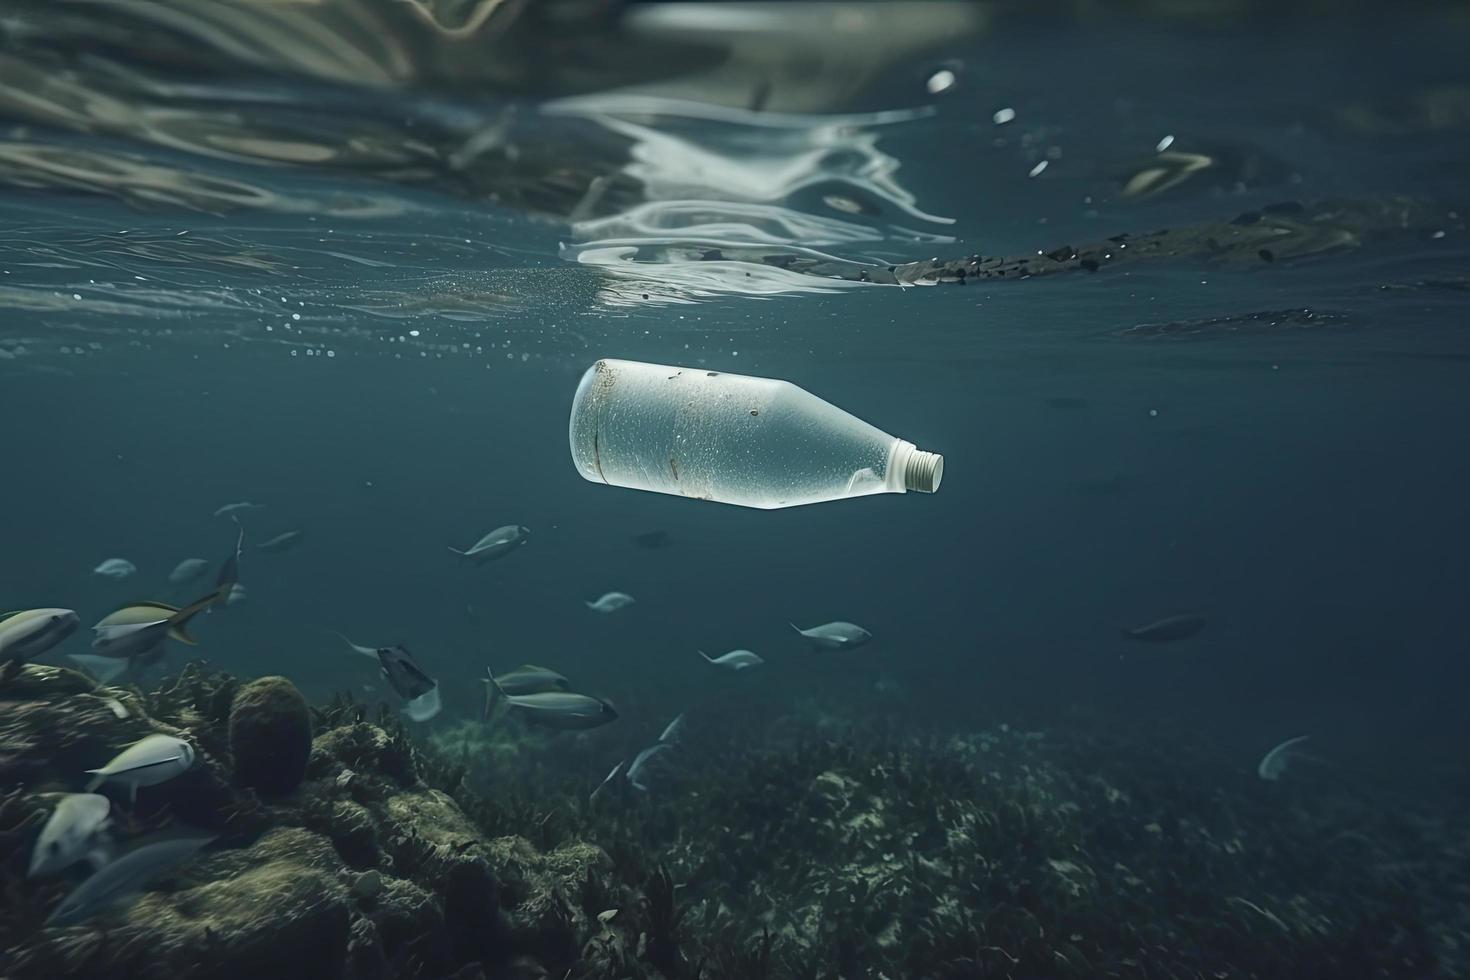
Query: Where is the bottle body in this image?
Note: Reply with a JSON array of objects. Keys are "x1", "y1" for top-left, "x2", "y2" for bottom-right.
[{"x1": 568, "y1": 359, "x2": 941, "y2": 509}]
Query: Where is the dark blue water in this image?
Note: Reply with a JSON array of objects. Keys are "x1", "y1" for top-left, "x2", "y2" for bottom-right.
[{"x1": 3, "y1": 2, "x2": 1470, "y2": 973}]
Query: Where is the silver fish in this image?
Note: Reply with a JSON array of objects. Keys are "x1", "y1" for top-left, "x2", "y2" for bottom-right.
[
  {"x1": 449, "y1": 524, "x2": 529, "y2": 564},
  {"x1": 213, "y1": 501, "x2": 264, "y2": 518},
  {"x1": 698, "y1": 649, "x2": 763, "y2": 671},
  {"x1": 627, "y1": 743, "x2": 672, "y2": 791},
  {"x1": 790, "y1": 621, "x2": 872, "y2": 650},
  {"x1": 585, "y1": 591, "x2": 635, "y2": 614},
  {"x1": 1258, "y1": 735, "x2": 1312, "y2": 781},
  {"x1": 0, "y1": 608, "x2": 79, "y2": 664},
  {"x1": 486, "y1": 678, "x2": 617, "y2": 731},
  {"x1": 45, "y1": 831, "x2": 215, "y2": 927},
  {"x1": 658, "y1": 713, "x2": 686, "y2": 745},
  {"x1": 28, "y1": 793, "x2": 112, "y2": 879},
  {"x1": 1121, "y1": 614, "x2": 1206, "y2": 643},
  {"x1": 85, "y1": 734, "x2": 196, "y2": 802},
  {"x1": 166, "y1": 558, "x2": 210, "y2": 586},
  {"x1": 482, "y1": 665, "x2": 570, "y2": 719},
  {"x1": 590, "y1": 760, "x2": 624, "y2": 802},
  {"x1": 257, "y1": 529, "x2": 304, "y2": 553},
  {"x1": 92, "y1": 558, "x2": 137, "y2": 580}
]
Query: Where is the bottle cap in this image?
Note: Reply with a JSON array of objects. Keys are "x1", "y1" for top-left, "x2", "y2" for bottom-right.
[{"x1": 904, "y1": 449, "x2": 944, "y2": 493}]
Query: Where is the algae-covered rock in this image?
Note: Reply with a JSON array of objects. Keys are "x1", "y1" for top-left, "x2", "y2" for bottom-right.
[{"x1": 229, "y1": 676, "x2": 311, "y2": 796}]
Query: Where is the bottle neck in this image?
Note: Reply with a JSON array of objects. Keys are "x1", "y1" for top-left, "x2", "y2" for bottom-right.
[{"x1": 888, "y1": 440, "x2": 944, "y2": 493}]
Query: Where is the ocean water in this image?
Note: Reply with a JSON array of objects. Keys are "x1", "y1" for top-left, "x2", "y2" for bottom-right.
[{"x1": 3, "y1": 1, "x2": 1470, "y2": 975}]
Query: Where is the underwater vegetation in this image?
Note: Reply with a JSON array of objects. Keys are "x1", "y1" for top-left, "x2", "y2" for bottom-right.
[{"x1": 3, "y1": 660, "x2": 1467, "y2": 979}]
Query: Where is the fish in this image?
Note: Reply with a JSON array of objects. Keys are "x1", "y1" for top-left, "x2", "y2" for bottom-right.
[
  {"x1": 92, "y1": 558, "x2": 137, "y2": 580},
  {"x1": 256, "y1": 529, "x2": 304, "y2": 553},
  {"x1": 66, "y1": 653, "x2": 129, "y2": 683},
  {"x1": 631, "y1": 530, "x2": 673, "y2": 549},
  {"x1": 658, "y1": 713, "x2": 686, "y2": 745},
  {"x1": 482, "y1": 665, "x2": 570, "y2": 719},
  {"x1": 225, "y1": 583, "x2": 247, "y2": 607},
  {"x1": 331, "y1": 632, "x2": 438, "y2": 712},
  {"x1": 214, "y1": 523, "x2": 244, "y2": 593},
  {"x1": 28, "y1": 793, "x2": 112, "y2": 878},
  {"x1": 91, "y1": 591, "x2": 220, "y2": 662},
  {"x1": 590, "y1": 760, "x2": 624, "y2": 802},
  {"x1": 698, "y1": 649, "x2": 763, "y2": 671},
  {"x1": 1258, "y1": 735, "x2": 1312, "y2": 781},
  {"x1": 85, "y1": 733, "x2": 196, "y2": 802},
  {"x1": 484, "y1": 674, "x2": 617, "y2": 731},
  {"x1": 44, "y1": 831, "x2": 215, "y2": 928},
  {"x1": 0, "y1": 608, "x2": 79, "y2": 664},
  {"x1": 1121, "y1": 614, "x2": 1206, "y2": 643},
  {"x1": 585, "y1": 592, "x2": 635, "y2": 614},
  {"x1": 790, "y1": 621, "x2": 872, "y2": 650},
  {"x1": 627, "y1": 743, "x2": 672, "y2": 791},
  {"x1": 166, "y1": 559, "x2": 210, "y2": 586},
  {"x1": 213, "y1": 501, "x2": 264, "y2": 518},
  {"x1": 449, "y1": 524, "x2": 530, "y2": 564}
]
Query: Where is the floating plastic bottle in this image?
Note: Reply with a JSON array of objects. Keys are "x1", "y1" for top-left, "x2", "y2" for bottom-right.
[{"x1": 568, "y1": 359, "x2": 943, "y2": 509}]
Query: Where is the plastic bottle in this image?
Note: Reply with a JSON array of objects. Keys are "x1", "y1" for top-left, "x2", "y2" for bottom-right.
[{"x1": 568, "y1": 359, "x2": 943, "y2": 509}]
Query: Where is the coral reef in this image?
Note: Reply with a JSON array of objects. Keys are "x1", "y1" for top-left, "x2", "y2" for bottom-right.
[
  {"x1": 229, "y1": 675, "x2": 312, "y2": 797},
  {"x1": 3, "y1": 661, "x2": 1468, "y2": 979}
]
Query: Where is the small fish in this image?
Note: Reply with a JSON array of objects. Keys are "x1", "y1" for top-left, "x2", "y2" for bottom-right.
[
  {"x1": 626, "y1": 743, "x2": 672, "y2": 791},
  {"x1": 1121, "y1": 614, "x2": 1206, "y2": 643},
  {"x1": 85, "y1": 734, "x2": 196, "y2": 802},
  {"x1": 590, "y1": 760, "x2": 624, "y2": 802},
  {"x1": 631, "y1": 530, "x2": 673, "y2": 549},
  {"x1": 0, "y1": 608, "x2": 79, "y2": 664},
  {"x1": 331, "y1": 632, "x2": 438, "y2": 710},
  {"x1": 166, "y1": 559, "x2": 210, "y2": 586},
  {"x1": 585, "y1": 592, "x2": 635, "y2": 614},
  {"x1": 482, "y1": 665, "x2": 570, "y2": 719},
  {"x1": 93, "y1": 559, "x2": 137, "y2": 580},
  {"x1": 66, "y1": 653, "x2": 129, "y2": 683},
  {"x1": 91, "y1": 591, "x2": 221, "y2": 662},
  {"x1": 658, "y1": 713, "x2": 686, "y2": 745},
  {"x1": 485, "y1": 674, "x2": 617, "y2": 730},
  {"x1": 213, "y1": 501, "x2": 264, "y2": 518},
  {"x1": 790, "y1": 621, "x2": 872, "y2": 650},
  {"x1": 698, "y1": 649, "x2": 763, "y2": 671},
  {"x1": 28, "y1": 793, "x2": 112, "y2": 878},
  {"x1": 257, "y1": 529, "x2": 304, "y2": 554},
  {"x1": 449, "y1": 524, "x2": 529, "y2": 564},
  {"x1": 1258, "y1": 735, "x2": 1312, "y2": 781},
  {"x1": 45, "y1": 831, "x2": 215, "y2": 927}
]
